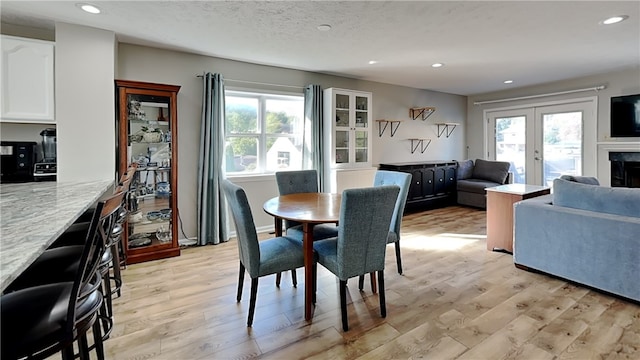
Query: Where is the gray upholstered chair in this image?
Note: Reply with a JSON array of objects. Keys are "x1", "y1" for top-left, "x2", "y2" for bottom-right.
[
  {"x1": 274, "y1": 170, "x2": 339, "y2": 286},
  {"x1": 373, "y1": 170, "x2": 412, "y2": 275},
  {"x1": 313, "y1": 185, "x2": 399, "y2": 331},
  {"x1": 456, "y1": 159, "x2": 512, "y2": 208},
  {"x1": 221, "y1": 180, "x2": 305, "y2": 327}
]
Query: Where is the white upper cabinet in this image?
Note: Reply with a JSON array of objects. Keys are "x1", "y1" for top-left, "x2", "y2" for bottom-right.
[
  {"x1": 323, "y1": 88, "x2": 372, "y2": 169},
  {"x1": 1, "y1": 35, "x2": 55, "y2": 123}
]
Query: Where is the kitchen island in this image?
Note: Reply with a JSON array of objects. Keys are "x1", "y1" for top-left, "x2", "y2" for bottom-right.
[{"x1": 0, "y1": 179, "x2": 113, "y2": 291}]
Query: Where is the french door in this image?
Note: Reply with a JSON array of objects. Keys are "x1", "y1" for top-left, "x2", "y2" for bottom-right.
[{"x1": 487, "y1": 98, "x2": 596, "y2": 186}]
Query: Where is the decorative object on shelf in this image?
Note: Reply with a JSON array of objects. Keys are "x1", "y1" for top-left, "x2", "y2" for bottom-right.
[
  {"x1": 156, "y1": 181, "x2": 170, "y2": 198},
  {"x1": 409, "y1": 107, "x2": 436, "y2": 121},
  {"x1": 436, "y1": 123, "x2": 458, "y2": 138},
  {"x1": 376, "y1": 119, "x2": 401, "y2": 137},
  {"x1": 408, "y1": 138, "x2": 431, "y2": 154},
  {"x1": 156, "y1": 225, "x2": 171, "y2": 243},
  {"x1": 141, "y1": 126, "x2": 163, "y2": 143},
  {"x1": 128, "y1": 210, "x2": 143, "y2": 223},
  {"x1": 146, "y1": 211, "x2": 162, "y2": 221},
  {"x1": 128, "y1": 100, "x2": 146, "y2": 120},
  {"x1": 157, "y1": 107, "x2": 167, "y2": 121}
]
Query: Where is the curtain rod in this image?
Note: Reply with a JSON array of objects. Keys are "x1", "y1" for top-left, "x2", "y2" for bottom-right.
[
  {"x1": 473, "y1": 85, "x2": 606, "y2": 105},
  {"x1": 195, "y1": 75, "x2": 304, "y2": 90}
]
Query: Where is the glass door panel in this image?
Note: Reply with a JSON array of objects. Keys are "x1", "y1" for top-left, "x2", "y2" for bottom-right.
[
  {"x1": 495, "y1": 115, "x2": 527, "y2": 183},
  {"x1": 541, "y1": 111, "x2": 583, "y2": 186},
  {"x1": 335, "y1": 130, "x2": 349, "y2": 164},
  {"x1": 354, "y1": 130, "x2": 368, "y2": 163}
]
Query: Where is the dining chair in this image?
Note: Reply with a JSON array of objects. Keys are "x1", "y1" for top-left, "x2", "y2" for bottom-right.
[
  {"x1": 373, "y1": 170, "x2": 412, "y2": 275},
  {"x1": 274, "y1": 170, "x2": 339, "y2": 287},
  {"x1": 1, "y1": 190, "x2": 124, "y2": 360},
  {"x1": 221, "y1": 179, "x2": 306, "y2": 327},
  {"x1": 358, "y1": 170, "x2": 412, "y2": 293},
  {"x1": 312, "y1": 185, "x2": 399, "y2": 331}
]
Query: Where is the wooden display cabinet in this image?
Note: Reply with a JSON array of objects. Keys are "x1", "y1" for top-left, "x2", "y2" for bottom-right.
[{"x1": 116, "y1": 80, "x2": 181, "y2": 264}]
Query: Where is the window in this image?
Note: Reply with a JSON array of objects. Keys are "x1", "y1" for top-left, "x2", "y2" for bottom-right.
[{"x1": 224, "y1": 90, "x2": 304, "y2": 175}]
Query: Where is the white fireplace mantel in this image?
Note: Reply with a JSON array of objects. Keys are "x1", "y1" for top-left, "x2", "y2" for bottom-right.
[{"x1": 597, "y1": 142, "x2": 640, "y2": 186}]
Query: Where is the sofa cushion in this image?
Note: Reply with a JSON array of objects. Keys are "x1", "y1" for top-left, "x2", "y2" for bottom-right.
[
  {"x1": 457, "y1": 159, "x2": 474, "y2": 180},
  {"x1": 457, "y1": 178, "x2": 501, "y2": 194},
  {"x1": 472, "y1": 159, "x2": 510, "y2": 184},
  {"x1": 553, "y1": 178, "x2": 640, "y2": 218},
  {"x1": 559, "y1": 175, "x2": 600, "y2": 185}
]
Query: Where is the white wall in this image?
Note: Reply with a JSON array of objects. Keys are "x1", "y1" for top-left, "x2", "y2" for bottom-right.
[
  {"x1": 55, "y1": 23, "x2": 116, "y2": 182},
  {"x1": 117, "y1": 43, "x2": 467, "y2": 238},
  {"x1": 466, "y1": 66, "x2": 640, "y2": 185}
]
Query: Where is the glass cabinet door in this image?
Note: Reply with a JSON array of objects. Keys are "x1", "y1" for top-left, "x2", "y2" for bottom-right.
[
  {"x1": 127, "y1": 94, "x2": 173, "y2": 248},
  {"x1": 116, "y1": 80, "x2": 181, "y2": 264}
]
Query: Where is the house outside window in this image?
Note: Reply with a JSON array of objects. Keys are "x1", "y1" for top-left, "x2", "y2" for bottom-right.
[{"x1": 224, "y1": 90, "x2": 304, "y2": 174}]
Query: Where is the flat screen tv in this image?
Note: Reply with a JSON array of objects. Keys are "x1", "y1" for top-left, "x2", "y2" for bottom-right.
[{"x1": 611, "y1": 94, "x2": 640, "y2": 137}]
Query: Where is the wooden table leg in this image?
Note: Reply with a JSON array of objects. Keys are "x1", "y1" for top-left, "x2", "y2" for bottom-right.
[
  {"x1": 303, "y1": 223, "x2": 314, "y2": 321},
  {"x1": 274, "y1": 217, "x2": 283, "y2": 237}
]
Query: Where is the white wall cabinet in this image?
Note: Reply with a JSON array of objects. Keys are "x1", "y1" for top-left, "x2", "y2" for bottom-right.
[
  {"x1": 1, "y1": 35, "x2": 55, "y2": 123},
  {"x1": 323, "y1": 88, "x2": 372, "y2": 168},
  {"x1": 323, "y1": 88, "x2": 374, "y2": 192}
]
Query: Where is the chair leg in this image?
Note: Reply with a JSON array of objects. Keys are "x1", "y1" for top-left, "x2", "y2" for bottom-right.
[
  {"x1": 275, "y1": 272, "x2": 282, "y2": 287},
  {"x1": 395, "y1": 241, "x2": 403, "y2": 275},
  {"x1": 92, "y1": 316, "x2": 105, "y2": 360},
  {"x1": 378, "y1": 270, "x2": 386, "y2": 318},
  {"x1": 237, "y1": 262, "x2": 245, "y2": 302},
  {"x1": 339, "y1": 280, "x2": 348, "y2": 331},
  {"x1": 291, "y1": 269, "x2": 297, "y2": 287},
  {"x1": 369, "y1": 272, "x2": 377, "y2": 294},
  {"x1": 61, "y1": 344, "x2": 75, "y2": 360},
  {"x1": 248, "y1": 278, "x2": 258, "y2": 327},
  {"x1": 110, "y1": 242, "x2": 123, "y2": 297},
  {"x1": 78, "y1": 333, "x2": 90, "y2": 360},
  {"x1": 358, "y1": 275, "x2": 365, "y2": 291}
]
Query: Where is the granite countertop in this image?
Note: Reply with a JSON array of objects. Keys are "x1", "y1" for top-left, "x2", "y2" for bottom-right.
[{"x1": 0, "y1": 179, "x2": 113, "y2": 291}]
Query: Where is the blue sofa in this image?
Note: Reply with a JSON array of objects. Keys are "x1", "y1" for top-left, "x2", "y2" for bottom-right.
[{"x1": 513, "y1": 177, "x2": 640, "y2": 302}]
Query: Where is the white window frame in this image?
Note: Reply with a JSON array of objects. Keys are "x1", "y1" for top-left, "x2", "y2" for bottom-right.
[{"x1": 224, "y1": 89, "x2": 304, "y2": 176}]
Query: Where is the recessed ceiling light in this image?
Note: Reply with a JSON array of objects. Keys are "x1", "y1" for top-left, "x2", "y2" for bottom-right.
[
  {"x1": 504, "y1": 80, "x2": 514, "y2": 84},
  {"x1": 602, "y1": 15, "x2": 628, "y2": 25},
  {"x1": 77, "y1": 3, "x2": 101, "y2": 14},
  {"x1": 368, "y1": 60, "x2": 378, "y2": 65},
  {"x1": 431, "y1": 63, "x2": 444, "y2": 68},
  {"x1": 317, "y1": 24, "x2": 332, "y2": 31}
]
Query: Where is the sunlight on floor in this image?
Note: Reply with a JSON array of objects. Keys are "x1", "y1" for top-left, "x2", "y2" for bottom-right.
[{"x1": 400, "y1": 232, "x2": 486, "y2": 251}]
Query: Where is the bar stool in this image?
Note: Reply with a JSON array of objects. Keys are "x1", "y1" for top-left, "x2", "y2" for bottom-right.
[{"x1": 1, "y1": 191, "x2": 124, "y2": 360}]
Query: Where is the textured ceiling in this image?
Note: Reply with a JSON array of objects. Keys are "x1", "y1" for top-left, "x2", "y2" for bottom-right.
[{"x1": 1, "y1": 1, "x2": 639, "y2": 95}]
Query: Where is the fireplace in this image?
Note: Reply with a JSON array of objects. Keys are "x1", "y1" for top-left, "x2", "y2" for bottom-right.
[{"x1": 609, "y1": 152, "x2": 640, "y2": 188}]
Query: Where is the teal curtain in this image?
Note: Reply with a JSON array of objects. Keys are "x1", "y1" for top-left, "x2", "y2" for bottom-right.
[
  {"x1": 303, "y1": 85, "x2": 326, "y2": 191},
  {"x1": 197, "y1": 73, "x2": 228, "y2": 245}
]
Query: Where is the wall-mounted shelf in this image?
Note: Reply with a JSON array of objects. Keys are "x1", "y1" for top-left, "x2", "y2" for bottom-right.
[
  {"x1": 408, "y1": 138, "x2": 431, "y2": 154},
  {"x1": 436, "y1": 123, "x2": 458, "y2": 138},
  {"x1": 409, "y1": 107, "x2": 436, "y2": 121},
  {"x1": 375, "y1": 119, "x2": 402, "y2": 137}
]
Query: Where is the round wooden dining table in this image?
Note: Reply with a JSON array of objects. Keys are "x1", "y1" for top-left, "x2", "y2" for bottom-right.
[{"x1": 263, "y1": 192, "x2": 341, "y2": 321}]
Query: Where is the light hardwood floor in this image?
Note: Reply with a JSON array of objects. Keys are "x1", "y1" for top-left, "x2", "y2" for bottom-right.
[{"x1": 104, "y1": 205, "x2": 640, "y2": 359}]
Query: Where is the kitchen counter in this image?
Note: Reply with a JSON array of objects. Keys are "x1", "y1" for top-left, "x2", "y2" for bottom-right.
[{"x1": 0, "y1": 179, "x2": 113, "y2": 291}]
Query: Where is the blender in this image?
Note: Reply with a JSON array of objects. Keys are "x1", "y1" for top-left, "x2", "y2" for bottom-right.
[{"x1": 33, "y1": 128, "x2": 57, "y2": 181}]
